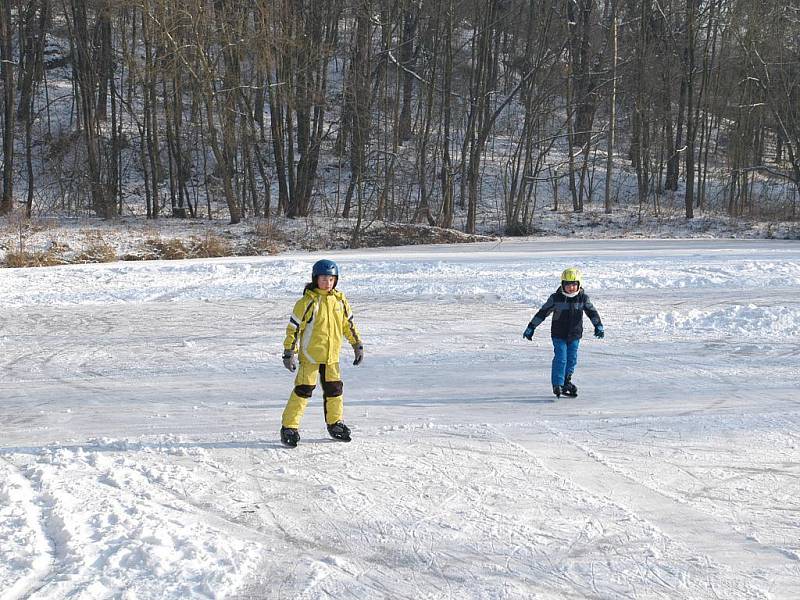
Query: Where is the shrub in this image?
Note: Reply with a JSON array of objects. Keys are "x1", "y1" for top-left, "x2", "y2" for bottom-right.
[
  {"x1": 188, "y1": 234, "x2": 232, "y2": 258},
  {"x1": 140, "y1": 238, "x2": 190, "y2": 260},
  {"x1": 250, "y1": 221, "x2": 289, "y2": 254},
  {"x1": 5, "y1": 250, "x2": 65, "y2": 268},
  {"x1": 504, "y1": 221, "x2": 533, "y2": 236},
  {"x1": 73, "y1": 242, "x2": 117, "y2": 263}
]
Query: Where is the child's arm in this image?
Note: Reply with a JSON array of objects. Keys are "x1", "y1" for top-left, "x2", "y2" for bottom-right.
[
  {"x1": 284, "y1": 296, "x2": 314, "y2": 354},
  {"x1": 523, "y1": 294, "x2": 556, "y2": 339},
  {"x1": 341, "y1": 296, "x2": 363, "y2": 365},
  {"x1": 530, "y1": 295, "x2": 556, "y2": 328},
  {"x1": 583, "y1": 294, "x2": 604, "y2": 338},
  {"x1": 341, "y1": 296, "x2": 362, "y2": 348}
]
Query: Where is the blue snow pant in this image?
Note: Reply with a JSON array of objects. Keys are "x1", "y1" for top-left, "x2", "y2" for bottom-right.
[{"x1": 551, "y1": 337, "x2": 580, "y2": 387}]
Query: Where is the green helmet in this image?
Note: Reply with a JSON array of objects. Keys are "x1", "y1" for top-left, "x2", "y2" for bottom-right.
[{"x1": 561, "y1": 267, "x2": 582, "y2": 286}]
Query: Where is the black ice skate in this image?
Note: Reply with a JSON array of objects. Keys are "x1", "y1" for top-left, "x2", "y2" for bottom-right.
[
  {"x1": 280, "y1": 427, "x2": 300, "y2": 447},
  {"x1": 562, "y1": 374, "x2": 578, "y2": 397},
  {"x1": 552, "y1": 385, "x2": 562, "y2": 399},
  {"x1": 327, "y1": 421, "x2": 352, "y2": 442}
]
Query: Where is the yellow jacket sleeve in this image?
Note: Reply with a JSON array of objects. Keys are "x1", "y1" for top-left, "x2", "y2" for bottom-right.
[
  {"x1": 341, "y1": 294, "x2": 361, "y2": 347},
  {"x1": 283, "y1": 294, "x2": 314, "y2": 353}
]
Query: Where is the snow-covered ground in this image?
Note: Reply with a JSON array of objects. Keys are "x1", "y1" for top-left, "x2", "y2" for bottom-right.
[{"x1": 1, "y1": 238, "x2": 799, "y2": 599}]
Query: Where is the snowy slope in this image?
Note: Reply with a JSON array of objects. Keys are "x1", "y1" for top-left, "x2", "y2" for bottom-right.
[{"x1": 0, "y1": 239, "x2": 799, "y2": 599}]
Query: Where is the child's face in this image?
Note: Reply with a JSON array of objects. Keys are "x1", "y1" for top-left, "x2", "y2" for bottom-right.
[
  {"x1": 317, "y1": 275, "x2": 336, "y2": 291},
  {"x1": 563, "y1": 281, "x2": 579, "y2": 293}
]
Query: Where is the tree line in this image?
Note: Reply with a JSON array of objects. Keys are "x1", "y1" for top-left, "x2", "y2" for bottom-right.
[{"x1": 0, "y1": 0, "x2": 798, "y2": 233}]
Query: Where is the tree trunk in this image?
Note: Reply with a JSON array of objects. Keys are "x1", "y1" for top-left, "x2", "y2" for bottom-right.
[
  {"x1": 94, "y1": 3, "x2": 112, "y2": 121},
  {"x1": 70, "y1": 0, "x2": 114, "y2": 218},
  {"x1": 141, "y1": 6, "x2": 160, "y2": 218},
  {"x1": 343, "y1": 0, "x2": 371, "y2": 219},
  {"x1": 438, "y1": 0, "x2": 455, "y2": 228},
  {"x1": 605, "y1": 12, "x2": 616, "y2": 214},
  {"x1": 0, "y1": 0, "x2": 15, "y2": 214},
  {"x1": 683, "y1": 0, "x2": 697, "y2": 218},
  {"x1": 398, "y1": 3, "x2": 417, "y2": 143}
]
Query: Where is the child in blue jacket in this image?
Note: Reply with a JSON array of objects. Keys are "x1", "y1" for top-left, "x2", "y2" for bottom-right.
[{"x1": 523, "y1": 267, "x2": 604, "y2": 398}]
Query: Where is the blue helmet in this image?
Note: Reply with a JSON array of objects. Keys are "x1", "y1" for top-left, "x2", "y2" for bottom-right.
[{"x1": 312, "y1": 259, "x2": 339, "y2": 279}]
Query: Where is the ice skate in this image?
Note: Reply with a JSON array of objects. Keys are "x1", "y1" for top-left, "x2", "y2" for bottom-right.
[
  {"x1": 280, "y1": 427, "x2": 300, "y2": 447},
  {"x1": 562, "y1": 374, "x2": 578, "y2": 397},
  {"x1": 327, "y1": 421, "x2": 351, "y2": 442}
]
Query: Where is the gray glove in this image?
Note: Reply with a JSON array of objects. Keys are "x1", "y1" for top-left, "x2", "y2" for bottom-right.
[
  {"x1": 282, "y1": 350, "x2": 297, "y2": 372},
  {"x1": 353, "y1": 344, "x2": 364, "y2": 366}
]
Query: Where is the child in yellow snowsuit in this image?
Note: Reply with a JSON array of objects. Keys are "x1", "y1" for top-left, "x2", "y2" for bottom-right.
[{"x1": 280, "y1": 259, "x2": 363, "y2": 447}]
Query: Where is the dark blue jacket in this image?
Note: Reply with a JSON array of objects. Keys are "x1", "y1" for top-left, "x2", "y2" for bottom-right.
[{"x1": 528, "y1": 288, "x2": 602, "y2": 342}]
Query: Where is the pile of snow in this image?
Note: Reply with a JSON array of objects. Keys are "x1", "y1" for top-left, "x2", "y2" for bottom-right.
[
  {"x1": 637, "y1": 303, "x2": 800, "y2": 338},
  {"x1": 1, "y1": 441, "x2": 263, "y2": 599}
]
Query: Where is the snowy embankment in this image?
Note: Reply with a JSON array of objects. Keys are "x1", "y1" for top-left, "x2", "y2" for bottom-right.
[{"x1": 1, "y1": 238, "x2": 799, "y2": 599}]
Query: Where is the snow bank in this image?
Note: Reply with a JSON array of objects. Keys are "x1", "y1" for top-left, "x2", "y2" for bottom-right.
[
  {"x1": 1, "y1": 241, "x2": 797, "y2": 342},
  {"x1": 636, "y1": 304, "x2": 800, "y2": 338},
  {"x1": 1, "y1": 444, "x2": 263, "y2": 599}
]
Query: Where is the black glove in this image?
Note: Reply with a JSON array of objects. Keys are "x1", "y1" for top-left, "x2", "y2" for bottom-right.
[
  {"x1": 282, "y1": 350, "x2": 297, "y2": 372},
  {"x1": 594, "y1": 325, "x2": 605, "y2": 339},
  {"x1": 353, "y1": 344, "x2": 364, "y2": 366},
  {"x1": 523, "y1": 324, "x2": 536, "y2": 340}
]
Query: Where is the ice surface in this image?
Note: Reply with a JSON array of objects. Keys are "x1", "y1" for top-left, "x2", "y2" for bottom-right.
[{"x1": 1, "y1": 238, "x2": 798, "y2": 599}]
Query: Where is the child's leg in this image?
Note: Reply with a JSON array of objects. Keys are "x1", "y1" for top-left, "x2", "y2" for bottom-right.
[
  {"x1": 565, "y1": 339, "x2": 580, "y2": 378},
  {"x1": 320, "y1": 362, "x2": 344, "y2": 425},
  {"x1": 282, "y1": 361, "x2": 319, "y2": 428},
  {"x1": 551, "y1": 338, "x2": 568, "y2": 387}
]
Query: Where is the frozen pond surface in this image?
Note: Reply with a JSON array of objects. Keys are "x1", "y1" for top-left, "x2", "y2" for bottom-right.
[{"x1": 1, "y1": 238, "x2": 799, "y2": 599}]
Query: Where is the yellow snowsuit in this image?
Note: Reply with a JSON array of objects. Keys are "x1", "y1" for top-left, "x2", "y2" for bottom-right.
[{"x1": 281, "y1": 287, "x2": 362, "y2": 429}]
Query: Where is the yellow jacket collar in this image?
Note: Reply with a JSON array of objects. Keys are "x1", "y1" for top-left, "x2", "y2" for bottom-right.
[{"x1": 307, "y1": 288, "x2": 341, "y2": 299}]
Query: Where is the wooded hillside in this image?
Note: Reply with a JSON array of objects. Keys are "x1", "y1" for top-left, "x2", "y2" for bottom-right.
[{"x1": 1, "y1": 0, "x2": 798, "y2": 234}]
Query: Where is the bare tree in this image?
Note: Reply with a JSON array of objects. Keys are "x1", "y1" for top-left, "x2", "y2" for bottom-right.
[
  {"x1": 0, "y1": 0, "x2": 15, "y2": 214},
  {"x1": 17, "y1": 1, "x2": 51, "y2": 217},
  {"x1": 605, "y1": 5, "x2": 617, "y2": 214},
  {"x1": 269, "y1": 0, "x2": 342, "y2": 218},
  {"x1": 67, "y1": 0, "x2": 115, "y2": 218},
  {"x1": 2, "y1": 0, "x2": 798, "y2": 231},
  {"x1": 397, "y1": 0, "x2": 418, "y2": 143},
  {"x1": 682, "y1": 0, "x2": 700, "y2": 218},
  {"x1": 502, "y1": 0, "x2": 561, "y2": 232},
  {"x1": 342, "y1": 0, "x2": 374, "y2": 220},
  {"x1": 733, "y1": 0, "x2": 800, "y2": 202}
]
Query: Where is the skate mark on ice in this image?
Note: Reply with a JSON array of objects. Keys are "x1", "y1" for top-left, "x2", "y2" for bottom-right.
[{"x1": 514, "y1": 420, "x2": 799, "y2": 594}]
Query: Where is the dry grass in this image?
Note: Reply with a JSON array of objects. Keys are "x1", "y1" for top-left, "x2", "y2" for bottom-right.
[
  {"x1": 153, "y1": 238, "x2": 190, "y2": 260},
  {"x1": 4, "y1": 249, "x2": 67, "y2": 268},
  {"x1": 188, "y1": 234, "x2": 232, "y2": 258},
  {"x1": 355, "y1": 222, "x2": 494, "y2": 247},
  {"x1": 73, "y1": 231, "x2": 118, "y2": 263},
  {"x1": 248, "y1": 220, "x2": 290, "y2": 254},
  {"x1": 123, "y1": 234, "x2": 232, "y2": 261},
  {"x1": 73, "y1": 242, "x2": 118, "y2": 264},
  {"x1": 239, "y1": 238, "x2": 282, "y2": 255},
  {"x1": 120, "y1": 238, "x2": 187, "y2": 261},
  {"x1": 1, "y1": 216, "x2": 499, "y2": 269},
  {"x1": 2, "y1": 214, "x2": 67, "y2": 267}
]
